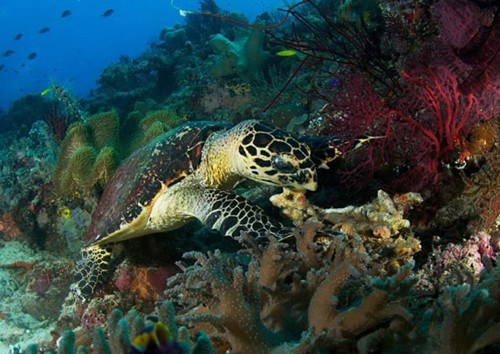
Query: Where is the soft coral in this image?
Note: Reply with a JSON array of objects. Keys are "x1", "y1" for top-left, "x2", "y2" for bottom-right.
[{"x1": 322, "y1": 66, "x2": 489, "y2": 192}]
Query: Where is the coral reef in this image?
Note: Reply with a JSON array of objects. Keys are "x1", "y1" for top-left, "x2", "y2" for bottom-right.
[
  {"x1": 165, "y1": 192, "x2": 423, "y2": 352},
  {"x1": 29, "y1": 301, "x2": 214, "y2": 353},
  {"x1": 53, "y1": 108, "x2": 185, "y2": 197},
  {"x1": 0, "y1": 241, "x2": 73, "y2": 351},
  {"x1": 208, "y1": 27, "x2": 269, "y2": 81},
  {"x1": 0, "y1": 1, "x2": 499, "y2": 353},
  {"x1": 2, "y1": 94, "x2": 53, "y2": 135},
  {"x1": 53, "y1": 111, "x2": 121, "y2": 197},
  {"x1": 0, "y1": 121, "x2": 58, "y2": 211}
]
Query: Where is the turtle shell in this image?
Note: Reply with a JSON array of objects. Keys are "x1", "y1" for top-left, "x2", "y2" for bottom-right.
[{"x1": 85, "y1": 121, "x2": 228, "y2": 245}]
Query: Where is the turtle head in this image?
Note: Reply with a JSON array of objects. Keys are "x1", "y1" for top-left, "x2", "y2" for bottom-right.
[{"x1": 232, "y1": 120, "x2": 318, "y2": 191}]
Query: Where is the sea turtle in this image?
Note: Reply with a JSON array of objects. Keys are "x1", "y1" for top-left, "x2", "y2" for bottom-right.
[{"x1": 72, "y1": 119, "x2": 341, "y2": 299}]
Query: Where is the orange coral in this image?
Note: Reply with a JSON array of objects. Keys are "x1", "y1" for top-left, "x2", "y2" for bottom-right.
[
  {"x1": 114, "y1": 263, "x2": 178, "y2": 301},
  {"x1": 0, "y1": 212, "x2": 21, "y2": 240},
  {"x1": 462, "y1": 118, "x2": 500, "y2": 231},
  {"x1": 0, "y1": 261, "x2": 34, "y2": 271},
  {"x1": 465, "y1": 118, "x2": 499, "y2": 157}
]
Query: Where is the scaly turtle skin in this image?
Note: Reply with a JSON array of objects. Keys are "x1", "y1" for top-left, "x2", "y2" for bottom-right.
[{"x1": 73, "y1": 120, "x2": 337, "y2": 299}]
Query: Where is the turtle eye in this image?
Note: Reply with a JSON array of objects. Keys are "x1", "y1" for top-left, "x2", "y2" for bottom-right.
[{"x1": 272, "y1": 155, "x2": 296, "y2": 173}]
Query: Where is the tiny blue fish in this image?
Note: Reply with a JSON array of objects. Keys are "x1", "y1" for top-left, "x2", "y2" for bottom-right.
[{"x1": 327, "y1": 78, "x2": 340, "y2": 88}]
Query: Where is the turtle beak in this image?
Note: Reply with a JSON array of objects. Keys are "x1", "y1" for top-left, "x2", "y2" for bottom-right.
[
  {"x1": 295, "y1": 169, "x2": 317, "y2": 191},
  {"x1": 303, "y1": 178, "x2": 318, "y2": 191}
]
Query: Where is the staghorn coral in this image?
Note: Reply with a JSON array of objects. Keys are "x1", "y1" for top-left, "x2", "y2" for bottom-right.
[
  {"x1": 381, "y1": 262, "x2": 500, "y2": 354},
  {"x1": 161, "y1": 189, "x2": 500, "y2": 353}
]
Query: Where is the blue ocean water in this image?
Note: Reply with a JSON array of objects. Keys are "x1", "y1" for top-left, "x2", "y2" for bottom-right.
[{"x1": 0, "y1": 0, "x2": 283, "y2": 114}]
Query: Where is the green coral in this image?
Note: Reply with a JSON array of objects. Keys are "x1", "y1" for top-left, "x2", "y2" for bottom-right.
[
  {"x1": 27, "y1": 302, "x2": 214, "y2": 354},
  {"x1": 54, "y1": 108, "x2": 185, "y2": 197},
  {"x1": 208, "y1": 27, "x2": 269, "y2": 81},
  {"x1": 140, "y1": 110, "x2": 185, "y2": 144},
  {"x1": 122, "y1": 108, "x2": 185, "y2": 148},
  {"x1": 133, "y1": 98, "x2": 161, "y2": 115},
  {"x1": 53, "y1": 111, "x2": 120, "y2": 197}
]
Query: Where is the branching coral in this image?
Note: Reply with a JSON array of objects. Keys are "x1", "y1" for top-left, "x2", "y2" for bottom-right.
[
  {"x1": 167, "y1": 199, "x2": 419, "y2": 353},
  {"x1": 393, "y1": 263, "x2": 500, "y2": 354},
  {"x1": 162, "y1": 189, "x2": 500, "y2": 353},
  {"x1": 29, "y1": 301, "x2": 214, "y2": 353},
  {"x1": 271, "y1": 189, "x2": 422, "y2": 272}
]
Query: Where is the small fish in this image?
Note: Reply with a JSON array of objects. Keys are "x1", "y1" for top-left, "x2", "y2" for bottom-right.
[
  {"x1": 38, "y1": 27, "x2": 50, "y2": 34},
  {"x1": 27, "y1": 52, "x2": 37, "y2": 60},
  {"x1": 327, "y1": 78, "x2": 340, "y2": 88},
  {"x1": 61, "y1": 9, "x2": 71, "y2": 18},
  {"x1": 102, "y1": 9, "x2": 114, "y2": 17},
  {"x1": 40, "y1": 87, "x2": 50, "y2": 96},
  {"x1": 14, "y1": 33, "x2": 23, "y2": 41},
  {"x1": 2, "y1": 50, "x2": 15, "y2": 57},
  {"x1": 0, "y1": 64, "x2": 5, "y2": 71},
  {"x1": 131, "y1": 322, "x2": 172, "y2": 353},
  {"x1": 353, "y1": 135, "x2": 386, "y2": 150},
  {"x1": 276, "y1": 49, "x2": 297, "y2": 57}
]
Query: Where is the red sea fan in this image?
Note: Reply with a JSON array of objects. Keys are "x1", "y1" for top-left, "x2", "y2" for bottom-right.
[
  {"x1": 320, "y1": 74, "x2": 393, "y2": 189},
  {"x1": 322, "y1": 67, "x2": 489, "y2": 193},
  {"x1": 388, "y1": 68, "x2": 486, "y2": 190}
]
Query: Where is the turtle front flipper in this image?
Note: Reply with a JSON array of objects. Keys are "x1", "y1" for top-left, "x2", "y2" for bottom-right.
[
  {"x1": 197, "y1": 188, "x2": 292, "y2": 240},
  {"x1": 71, "y1": 244, "x2": 112, "y2": 300},
  {"x1": 158, "y1": 183, "x2": 292, "y2": 240}
]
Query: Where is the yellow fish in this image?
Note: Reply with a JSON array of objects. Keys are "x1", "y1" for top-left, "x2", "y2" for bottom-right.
[
  {"x1": 58, "y1": 206, "x2": 71, "y2": 220},
  {"x1": 40, "y1": 88, "x2": 51, "y2": 96},
  {"x1": 276, "y1": 50, "x2": 297, "y2": 57},
  {"x1": 131, "y1": 322, "x2": 172, "y2": 352}
]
